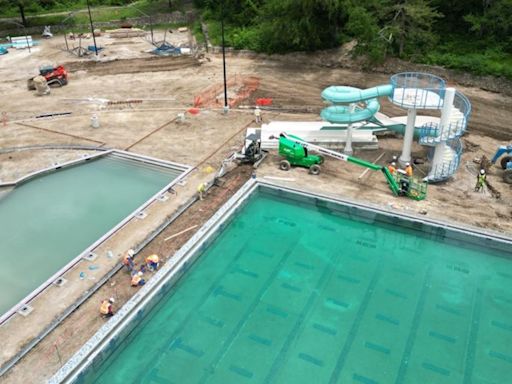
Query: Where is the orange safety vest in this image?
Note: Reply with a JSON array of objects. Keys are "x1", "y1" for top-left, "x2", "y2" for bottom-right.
[
  {"x1": 405, "y1": 165, "x2": 413, "y2": 177},
  {"x1": 388, "y1": 165, "x2": 396, "y2": 174},
  {"x1": 131, "y1": 274, "x2": 142, "y2": 286},
  {"x1": 100, "y1": 300, "x2": 111, "y2": 315},
  {"x1": 146, "y1": 254, "x2": 159, "y2": 264}
]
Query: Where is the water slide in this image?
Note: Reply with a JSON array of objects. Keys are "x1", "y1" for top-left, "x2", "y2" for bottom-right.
[
  {"x1": 320, "y1": 85, "x2": 393, "y2": 124},
  {"x1": 320, "y1": 84, "x2": 437, "y2": 138}
]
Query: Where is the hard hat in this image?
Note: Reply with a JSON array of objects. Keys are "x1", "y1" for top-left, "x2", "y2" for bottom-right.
[
  {"x1": 391, "y1": 162, "x2": 396, "y2": 166},
  {"x1": 480, "y1": 169, "x2": 485, "y2": 174},
  {"x1": 392, "y1": 155, "x2": 397, "y2": 160},
  {"x1": 138, "y1": 271, "x2": 143, "y2": 276},
  {"x1": 406, "y1": 162, "x2": 410, "y2": 166},
  {"x1": 109, "y1": 297, "x2": 115, "y2": 303}
]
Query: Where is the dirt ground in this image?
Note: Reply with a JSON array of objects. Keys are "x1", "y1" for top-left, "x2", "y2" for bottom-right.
[{"x1": 1, "y1": 29, "x2": 512, "y2": 383}]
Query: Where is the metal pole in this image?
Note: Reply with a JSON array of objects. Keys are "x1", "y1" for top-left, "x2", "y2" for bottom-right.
[
  {"x1": 23, "y1": 24, "x2": 31, "y2": 53},
  {"x1": 86, "y1": 0, "x2": 98, "y2": 56},
  {"x1": 149, "y1": 15, "x2": 154, "y2": 44},
  {"x1": 221, "y1": 0, "x2": 228, "y2": 112}
]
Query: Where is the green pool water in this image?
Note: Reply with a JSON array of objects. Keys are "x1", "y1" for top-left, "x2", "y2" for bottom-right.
[
  {"x1": 0, "y1": 155, "x2": 181, "y2": 316},
  {"x1": 89, "y1": 191, "x2": 512, "y2": 384}
]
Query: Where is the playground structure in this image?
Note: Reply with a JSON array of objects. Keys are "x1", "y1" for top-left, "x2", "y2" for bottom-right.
[
  {"x1": 276, "y1": 132, "x2": 427, "y2": 200},
  {"x1": 320, "y1": 72, "x2": 471, "y2": 182}
]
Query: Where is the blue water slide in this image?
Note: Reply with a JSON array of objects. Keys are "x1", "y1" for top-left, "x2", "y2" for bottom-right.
[
  {"x1": 321, "y1": 85, "x2": 394, "y2": 124},
  {"x1": 321, "y1": 84, "x2": 394, "y2": 103},
  {"x1": 320, "y1": 100, "x2": 380, "y2": 124}
]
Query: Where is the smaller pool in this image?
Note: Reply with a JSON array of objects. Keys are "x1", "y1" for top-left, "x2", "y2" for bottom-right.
[{"x1": 0, "y1": 151, "x2": 189, "y2": 319}]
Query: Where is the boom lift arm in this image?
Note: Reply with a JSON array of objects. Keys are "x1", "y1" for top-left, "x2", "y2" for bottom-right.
[{"x1": 277, "y1": 133, "x2": 427, "y2": 200}]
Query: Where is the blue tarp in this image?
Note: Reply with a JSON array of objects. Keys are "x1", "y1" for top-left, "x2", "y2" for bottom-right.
[
  {"x1": 151, "y1": 43, "x2": 181, "y2": 56},
  {"x1": 0, "y1": 47, "x2": 8, "y2": 55}
]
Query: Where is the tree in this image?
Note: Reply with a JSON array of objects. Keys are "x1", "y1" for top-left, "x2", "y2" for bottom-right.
[
  {"x1": 379, "y1": 0, "x2": 442, "y2": 57},
  {"x1": 257, "y1": 0, "x2": 344, "y2": 53}
]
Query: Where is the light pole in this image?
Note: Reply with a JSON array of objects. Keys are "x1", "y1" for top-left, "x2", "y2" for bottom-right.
[
  {"x1": 220, "y1": 0, "x2": 228, "y2": 113},
  {"x1": 86, "y1": 0, "x2": 98, "y2": 56}
]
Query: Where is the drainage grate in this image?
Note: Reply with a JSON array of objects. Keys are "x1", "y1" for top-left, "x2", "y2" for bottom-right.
[
  {"x1": 17, "y1": 305, "x2": 33, "y2": 317},
  {"x1": 84, "y1": 252, "x2": 98, "y2": 262},
  {"x1": 53, "y1": 277, "x2": 68, "y2": 287},
  {"x1": 136, "y1": 211, "x2": 147, "y2": 220}
]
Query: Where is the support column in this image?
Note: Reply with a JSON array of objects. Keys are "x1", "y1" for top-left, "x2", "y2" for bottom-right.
[
  {"x1": 399, "y1": 108, "x2": 416, "y2": 165},
  {"x1": 344, "y1": 104, "x2": 356, "y2": 155},
  {"x1": 428, "y1": 88, "x2": 455, "y2": 179}
]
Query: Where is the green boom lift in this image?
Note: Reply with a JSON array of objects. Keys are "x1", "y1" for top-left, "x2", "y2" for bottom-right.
[{"x1": 276, "y1": 133, "x2": 427, "y2": 201}]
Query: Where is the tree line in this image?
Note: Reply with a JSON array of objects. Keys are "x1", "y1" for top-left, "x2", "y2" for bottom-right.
[{"x1": 195, "y1": 0, "x2": 512, "y2": 78}]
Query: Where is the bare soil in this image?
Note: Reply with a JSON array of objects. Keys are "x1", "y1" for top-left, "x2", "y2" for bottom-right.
[{"x1": 1, "y1": 30, "x2": 512, "y2": 383}]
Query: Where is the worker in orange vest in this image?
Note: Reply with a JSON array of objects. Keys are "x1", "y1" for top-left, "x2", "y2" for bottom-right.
[
  {"x1": 404, "y1": 162, "x2": 413, "y2": 177},
  {"x1": 388, "y1": 162, "x2": 397, "y2": 174},
  {"x1": 145, "y1": 254, "x2": 160, "y2": 272},
  {"x1": 122, "y1": 249, "x2": 135, "y2": 272},
  {"x1": 100, "y1": 297, "x2": 115, "y2": 318},
  {"x1": 131, "y1": 271, "x2": 146, "y2": 287}
]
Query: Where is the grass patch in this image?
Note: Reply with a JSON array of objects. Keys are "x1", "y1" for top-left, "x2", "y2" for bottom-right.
[{"x1": 416, "y1": 36, "x2": 512, "y2": 79}]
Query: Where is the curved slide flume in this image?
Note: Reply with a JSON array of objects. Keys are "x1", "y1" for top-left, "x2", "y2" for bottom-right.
[{"x1": 321, "y1": 85, "x2": 393, "y2": 125}]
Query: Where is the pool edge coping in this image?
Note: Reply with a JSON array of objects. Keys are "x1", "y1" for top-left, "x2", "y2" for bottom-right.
[{"x1": 48, "y1": 178, "x2": 512, "y2": 383}]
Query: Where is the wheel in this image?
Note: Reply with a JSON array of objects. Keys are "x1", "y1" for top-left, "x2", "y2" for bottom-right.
[
  {"x1": 503, "y1": 169, "x2": 512, "y2": 184},
  {"x1": 59, "y1": 77, "x2": 68, "y2": 87},
  {"x1": 279, "y1": 160, "x2": 291, "y2": 171},
  {"x1": 500, "y1": 156, "x2": 512, "y2": 169},
  {"x1": 309, "y1": 164, "x2": 321, "y2": 175}
]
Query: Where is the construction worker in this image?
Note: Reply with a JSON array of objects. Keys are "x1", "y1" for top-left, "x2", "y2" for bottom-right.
[
  {"x1": 404, "y1": 162, "x2": 413, "y2": 177},
  {"x1": 122, "y1": 249, "x2": 135, "y2": 272},
  {"x1": 197, "y1": 182, "x2": 206, "y2": 200},
  {"x1": 254, "y1": 106, "x2": 262, "y2": 123},
  {"x1": 145, "y1": 254, "x2": 160, "y2": 272},
  {"x1": 388, "y1": 162, "x2": 397, "y2": 174},
  {"x1": 131, "y1": 271, "x2": 146, "y2": 287},
  {"x1": 100, "y1": 297, "x2": 115, "y2": 318},
  {"x1": 475, "y1": 169, "x2": 487, "y2": 192}
]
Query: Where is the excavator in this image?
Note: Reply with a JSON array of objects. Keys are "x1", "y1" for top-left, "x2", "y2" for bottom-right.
[{"x1": 275, "y1": 132, "x2": 428, "y2": 201}]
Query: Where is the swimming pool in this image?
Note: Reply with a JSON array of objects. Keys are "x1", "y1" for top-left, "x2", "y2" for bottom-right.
[
  {"x1": 53, "y1": 180, "x2": 512, "y2": 384},
  {"x1": 0, "y1": 151, "x2": 189, "y2": 320}
]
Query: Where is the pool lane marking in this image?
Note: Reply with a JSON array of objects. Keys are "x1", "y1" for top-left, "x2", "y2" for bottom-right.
[
  {"x1": 337, "y1": 274, "x2": 361, "y2": 284},
  {"x1": 364, "y1": 341, "x2": 391, "y2": 355},
  {"x1": 463, "y1": 287, "x2": 484, "y2": 384},
  {"x1": 197, "y1": 240, "x2": 299, "y2": 383},
  {"x1": 491, "y1": 320, "x2": 512, "y2": 333},
  {"x1": 385, "y1": 289, "x2": 408, "y2": 300},
  {"x1": 353, "y1": 373, "x2": 379, "y2": 384},
  {"x1": 229, "y1": 364, "x2": 254, "y2": 379},
  {"x1": 328, "y1": 258, "x2": 384, "y2": 384},
  {"x1": 422, "y1": 362, "x2": 450, "y2": 376},
  {"x1": 428, "y1": 331, "x2": 456, "y2": 344},
  {"x1": 150, "y1": 236, "x2": 260, "y2": 369},
  {"x1": 248, "y1": 334, "x2": 272, "y2": 346},
  {"x1": 264, "y1": 247, "x2": 344, "y2": 384},
  {"x1": 313, "y1": 323, "x2": 338, "y2": 336},
  {"x1": 298, "y1": 352, "x2": 324, "y2": 367},
  {"x1": 489, "y1": 350, "x2": 512, "y2": 364},
  {"x1": 394, "y1": 266, "x2": 433, "y2": 384},
  {"x1": 375, "y1": 313, "x2": 400, "y2": 326}
]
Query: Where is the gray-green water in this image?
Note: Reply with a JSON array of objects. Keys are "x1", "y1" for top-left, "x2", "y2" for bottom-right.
[
  {"x1": 89, "y1": 191, "x2": 512, "y2": 384},
  {"x1": 0, "y1": 156, "x2": 181, "y2": 316}
]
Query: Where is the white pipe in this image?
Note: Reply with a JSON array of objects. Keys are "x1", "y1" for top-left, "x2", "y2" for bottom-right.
[{"x1": 399, "y1": 108, "x2": 417, "y2": 165}]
